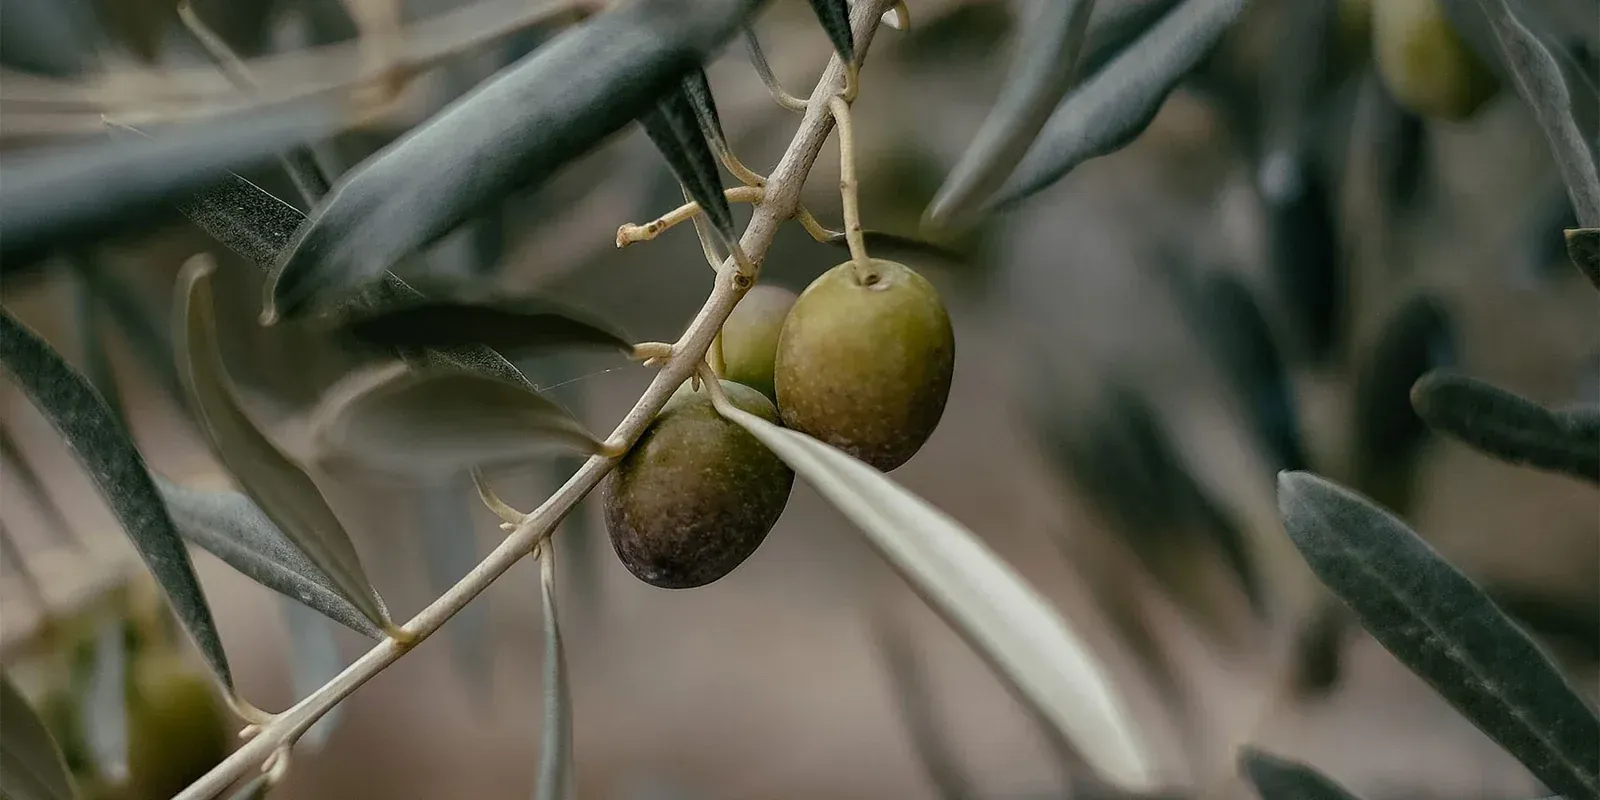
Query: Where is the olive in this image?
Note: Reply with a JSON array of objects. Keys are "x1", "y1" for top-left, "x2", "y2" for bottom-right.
[
  {"x1": 604, "y1": 380, "x2": 795, "y2": 589},
  {"x1": 719, "y1": 284, "x2": 797, "y2": 403},
  {"x1": 774, "y1": 259, "x2": 955, "y2": 471},
  {"x1": 1373, "y1": 0, "x2": 1497, "y2": 120},
  {"x1": 125, "y1": 652, "x2": 229, "y2": 800}
]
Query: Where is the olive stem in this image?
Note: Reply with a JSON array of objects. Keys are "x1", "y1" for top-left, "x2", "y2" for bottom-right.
[
  {"x1": 744, "y1": 24, "x2": 809, "y2": 112},
  {"x1": 616, "y1": 186, "x2": 766, "y2": 247},
  {"x1": 170, "y1": 5, "x2": 896, "y2": 797},
  {"x1": 827, "y1": 95, "x2": 876, "y2": 284}
]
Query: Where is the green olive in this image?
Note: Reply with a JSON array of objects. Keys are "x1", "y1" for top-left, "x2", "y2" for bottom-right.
[
  {"x1": 125, "y1": 653, "x2": 229, "y2": 800},
  {"x1": 719, "y1": 284, "x2": 797, "y2": 403},
  {"x1": 774, "y1": 259, "x2": 955, "y2": 471},
  {"x1": 604, "y1": 380, "x2": 795, "y2": 589},
  {"x1": 1373, "y1": 0, "x2": 1497, "y2": 120}
]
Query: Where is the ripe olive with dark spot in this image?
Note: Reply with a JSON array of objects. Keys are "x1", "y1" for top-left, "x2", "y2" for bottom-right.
[
  {"x1": 604, "y1": 380, "x2": 794, "y2": 589},
  {"x1": 775, "y1": 259, "x2": 954, "y2": 471},
  {"x1": 719, "y1": 284, "x2": 797, "y2": 403},
  {"x1": 125, "y1": 652, "x2": 229, "y2": 800},
  {"x1": 1373, "y1": 0, "x2": 1497, "y2": 120}
]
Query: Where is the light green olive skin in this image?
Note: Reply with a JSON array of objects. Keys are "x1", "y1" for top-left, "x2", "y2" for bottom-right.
[
  {"x1": 125, "y1": 653, "x2": 229, "y2": 800},
  {"x1": 1373, "y1": 0, "x2": 1498, "y2": 120},
  {"x1": 720, "y1": 285, "x2": 798, "y2": 403},
  {"x1": 604, "y1": 380, "x2": 795, "y2": 589},
  {"x1": 774, "y1": 259, "x2": 955, "y2": 471}
]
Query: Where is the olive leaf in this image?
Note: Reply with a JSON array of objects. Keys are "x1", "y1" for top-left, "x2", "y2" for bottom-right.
[
  {"x1": 0, "y1": 99, "x2": 339, "y2": 265},
  {"x1": 0, "y1": 308, "x2": 233, "y2": 689},
  {"x1": 640, "y1": 88, "x2": 736, "y2": 245},
  {"x1": 1567, "y1": 228, "x2": 1600, "y2": 290},
  {"x1": 265, "y1": 0, "x2": 762, "y2": 320},
  {"x1": 1350, "y1": 294, "x2": 1455, "y2": 514},
  {"x1": 175, "y1": 255, "x2": 392, "y2": 632},
  {"x1": 1260, "y1": 148, "x2": 1341, "y2": 364},
  {"x1": 0, "y1": 0, "x2": 95, "y2": 77},
  {"x1": 989, "y1": 0, "x2": 1246, "y2": 211},
  {"x1": 1411, "y1": 371, "x2": 1599, "y2": 483},
  {"x1": 155, "y1": 475, "x2": 384, "y2": 639},
  {"x1": 1239, "y1": 747, "x2": 1364, "y2": 800},
  {"x1": 1195, "y1": 272, "x2": 1307, "y2": 474},
  {"x1": 717, "y1": 405, "x2": 1158, "y2": 792},
  {"x1": 1475, "y1": 0, "x2": 1600, "y2": 228},
  {"x1": 534, "y1": 541, "x2": 573, "y2": 800},
  {"x1": 925, "y1": 0, "x2": 1096, "y2": 227},
  {"x1": 81, "y1": 617, "x2": 128, "y2": 786},
  {"x1": 681, "y1": 67, "x2": 730, "y2": 152},
  {"x1": 0, "y1": 672, "x2": 75, "y2": 800},
  {"x1": 1277, "y1": 471, "x2": 1600, "y2": 799},
  {"x1": 337, "y1": 295, "x2": 629, "y2": 359},
  {"x1": 806, "y1": 0, "x2": 854, "y2": 61},
  {"x1": 1080, "y1": 0, "x2": 1183, "y2": 77},
  {"x1": 281, "y1": 598, "x2": 346, "y2": 750},
  {"x1": 308, "y1": 362, "x2": 604, "y2": 477}
]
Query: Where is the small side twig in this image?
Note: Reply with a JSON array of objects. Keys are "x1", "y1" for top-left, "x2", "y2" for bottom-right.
[{"x1": 744, "y1": 24, "x2": 808, "y2": 112}]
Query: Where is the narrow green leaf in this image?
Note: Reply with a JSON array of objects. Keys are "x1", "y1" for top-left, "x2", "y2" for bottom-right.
[
  {"x1": 1, "y1": 99, "x2": 339, "y2": 265},
  {"x1": 1566, "y1": 228, "x2": 1600, "y2": 290},
  {"x1": 1276, "y1": 471, "x2": 1600, "y2": 798},
  {"x1": 0, "y1": 308, "x2": 233, "y2": 688},
  {"x1": 81, "y1": 617, "x2": 127, "y2": 787},
  {"x1": 990, "y1": 0, "x2": 1246, "y2": 210},
  {"x1": 155, "y1": 475, "x2": 384, "y2": 640},
  {"x1": 174, "y1": 255, "x2": 391, "y2": 632},
  {"x1": 640, "y1": 88, "x2": 735, "y2": 244},
  {"x1": 681, "y1": 67, "x2": 729, "y2": 151},
  {"x1": 265, "y1": 0, "x2": 762, "y2": 320},
  {"x1": 1195, "y1": 271, "x2": 1307, "y2": 474},
  {"x1": 0, "y1": 672, "x2": 76, "y2": 800},
  {"x1": 1080, "y1": 0, "x2": 1184, "y2": 77},
  {"x1": 1411, "y1": 371, "x2": 1599, "y2": 483},
  {"x1": 806, "y1": 0, "x2": 854, "y2": 60},
  {"x1": 534, "y1": 541, "x2": 573, "y2": 800},
  {"x1": 309, "y1": 363, "x2": 603, "y2": 477},
  {"x1": 718, "y1": 404, "x2": 1158, "y2": 792},
  {"x1": 1350, "y1": 294, "x2": 1455, "y2": 513},
  {"x1": 338, "y1": 295, "x2": 629, "y2": 359},
  {"x1": 925, "y1": 0, "x2": 1096, "y2": 227},
  {"x1": 1476, "y1": 0, "x2": 1600, "y2": 227},
  {"x1": 280, "y1": 598, "x2": 345, "y2": 750},
  {"x1": 1239, "y1": 748, "x2": 1363, "y2": 800}
]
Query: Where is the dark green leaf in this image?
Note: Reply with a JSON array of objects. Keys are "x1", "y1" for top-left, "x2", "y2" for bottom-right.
[
  {"x1": 640, "y1": 88, "x2": 735, "y2": 245},
  {"x1": 280, "y1": 598, "x2": 345, "y2": 750},
  {"x1": 1277, "y1": 471, "x2": 1600, "y2": 798},
  {"x1": 1239, "y1": 747, "x2": 1363, "y2": 800},
  {"x1": 1350, "y1": 294, "x2": 1455, "y2": 513},
  {"x1": 1411, "y1": 371, "x2": 1599, "y2": 483},
  {"x1": 155, "y1": 475, "x2": 383, "y2": 639},
  {"x1": 0, "y1": 672, "x2": 75, "y2": 800},
  {"x1": 925, "y1": 0, "x2": 1096, "y2": 227},
  {"x1": 990, "y1": 0, "x2": 1246, "y2": 210},
  {"x1": 0, "y1": 308, "x2": 232, "y2": 688},
  {"x1": 264, "y1": 0, "x2": 762, "y2": 320},
  {"x1": 309, "y1": 363, "x2": 603, "y2": 477},
  {"x1": 175, "y1": 256, "x2": 391, "y2": 632},
  {"x1": 681, "y1": 67, "x2": 729, "y2": 150},
  {"x1": 1080, "y1": 0, "x2": 1183, "y2": 77},
  {"x1": 1567, "y1": 228, "x2": 1600, "y2": 290},
  {"x1": 0, "y1": 100, "x2": 339, "y2": 266},
  {"x1": 806, "y1": 0, "x2": 854, "y2": 61},
  {"x1": 338, "y1": 294, "x2": 629, "y2": 359},
  {"x1": 1195, "y1": 271, "x2": 1307, "y2": 474},
  {"x1": 0, "y1": 0, "x2": 96, "y2": 77},
  {"x1": 1476, "y1": 0, "x2": 1600, "y2": 227}
]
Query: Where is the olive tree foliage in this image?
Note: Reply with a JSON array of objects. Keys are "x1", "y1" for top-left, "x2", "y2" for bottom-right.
[{"x1": 0, "y1": 0, "x2": 1596, "y2": 799}]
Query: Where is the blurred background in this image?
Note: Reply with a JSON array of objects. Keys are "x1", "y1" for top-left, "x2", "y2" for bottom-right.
[{"x1": 1, "y1": 0, "x2": 1596, "y2": 798}]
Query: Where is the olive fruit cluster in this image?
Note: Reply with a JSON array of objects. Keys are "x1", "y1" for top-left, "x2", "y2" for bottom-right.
[
  {"x1": 1372, "y1": 0, "x2": 1497, "y2": 120},
  {"x1": 605, "y1": 259, "x2": 954, "y2": 589}
]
